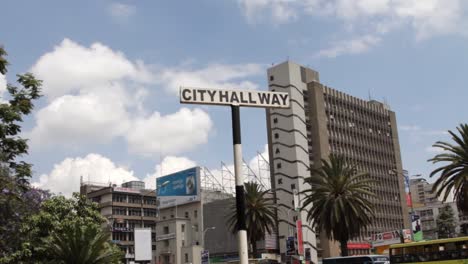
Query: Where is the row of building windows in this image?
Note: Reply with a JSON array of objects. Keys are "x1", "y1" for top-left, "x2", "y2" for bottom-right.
[
  {"x1": 112, "y1": 207, "x2": 158, "y2": 217},
  {"x1": 112, "y1": 194, "x2": 157, "y2": 205}
]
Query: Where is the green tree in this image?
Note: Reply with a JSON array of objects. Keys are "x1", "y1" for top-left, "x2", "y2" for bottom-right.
[
  {"x1": 301, "y1": 154, "x2": 376, "y2": 256},
  {"x1": 429, "y1": 124, "x2": 468, "y2": 214},
  {"x1": 0, "y1": 46, "x2": 42, "y2": 190},
  {"x1": 44, "y1": 222, "x2": 123, "y2": 264},
  {"x1": 227, "y1": 181, "x2": 276, "y2": 258},
  {"x1": 437, "y1": 205, "x2": 457, "y2": 239},
  {"x1": 1, "y1": 194, "x2": 122, "y2": 263},
  {"x1": 0, "y1": 45, "x2": 42, "y2": 259}
]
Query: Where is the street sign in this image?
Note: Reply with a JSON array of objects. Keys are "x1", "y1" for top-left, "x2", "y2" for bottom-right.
[
  {"x1": 180, "y1": 85, "x2": 290, "y2": 264},
  {"x1": 180, "y1": 87, "x2": 290, "y2": 108},
  {"x1": 201, "y1": 250, "x2": 209, "y2": 264}
]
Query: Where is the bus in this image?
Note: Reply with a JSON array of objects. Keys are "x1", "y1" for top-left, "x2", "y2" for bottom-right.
[
  {"x1": 389, "y1": 236, "x2": 468, "y2": 263},
  {"x1": 322, "y1": 255, "x2": 390, "y2": 264}
]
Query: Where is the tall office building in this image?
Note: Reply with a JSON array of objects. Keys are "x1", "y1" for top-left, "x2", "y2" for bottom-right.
[{"x1": 266, "y1": 61, "x2": 410, "y2": 260}]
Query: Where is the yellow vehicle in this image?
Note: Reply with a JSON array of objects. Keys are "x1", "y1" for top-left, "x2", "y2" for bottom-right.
[{"x1": 389, "y1": 236, "x2": 468, "y2": 263}]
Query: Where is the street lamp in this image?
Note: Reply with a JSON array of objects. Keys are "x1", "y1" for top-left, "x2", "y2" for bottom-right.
[{"x1": 202, "y1": 227, "x2": 216, "y2": 248}]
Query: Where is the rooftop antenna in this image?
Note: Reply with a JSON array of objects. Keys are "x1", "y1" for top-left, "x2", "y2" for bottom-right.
[{"x1": 368, "y1": 89, "x2": 373, "y2": 101}]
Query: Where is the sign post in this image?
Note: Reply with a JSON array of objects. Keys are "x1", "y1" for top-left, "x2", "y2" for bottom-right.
[{"x1": 180, "y1": 87, "x2": 290, "y2": 264}]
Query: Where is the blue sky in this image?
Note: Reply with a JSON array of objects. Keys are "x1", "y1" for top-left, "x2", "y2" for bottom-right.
[{"x1": 0, "y1": 0, "x2": 466, "y2": 196}]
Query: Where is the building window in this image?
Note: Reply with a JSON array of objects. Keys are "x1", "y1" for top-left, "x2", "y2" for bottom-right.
[
  {"x1": 278, "y1": 178, "x2": 283, "y2": 185},
  {"x1": 193, "y1": 225, "x2": 199, "y2": 232},
  {"x1": 185, "y1": 253, "x2": 189, "y2": 263},
  {"x1": 129, "y1": 208, "x2": 141, "y2": 216},
  {"x1": 270, "y1": 75, "x2": 274, "y2": 81},
  {"x1": 163, "y1": 226, "x2": 169, "y2": 234},
  {"x1": 273, "y1": 118, "x2": 278, "y2": 124},
  {"x1": 274, "y1": 133, "x2": 279, "y2": 139},
  {"x1": 185, "y1": 211, "x2": 189, "y2": 218},
  {"x1": 112, "y1": 194, "x2": 126, "y2": 203},
  {"x1": 128, "y1": 195, "x2": 141, "y2": 204},
  {"x1": 152, "y1": 245, "x2": 156, "y2": 251},
  {"x1": 291, "y1": 184, "x2": 296, "y2": 190},
  {"x1": 112, "y1": 207, "x2": 127, "y2": 215},
  {"x1": 144, "y1": 208, "x2": 157, "y2": 217},
  {"x1": 181, "y1": 224, "x2": 185, "y2": 232},
  {"x1": 276, "y1": 148, "x2": 280, "y2": 154},
  {"x1": 277, "y1": 163, "x2": 282, "y2": 169},
  {"x1": 194, "y1": 210, "x2": 198, "y2": 218}
]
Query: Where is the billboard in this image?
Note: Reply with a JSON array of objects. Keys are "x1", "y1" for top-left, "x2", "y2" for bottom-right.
[
  {"x1": 156, "y1": 167, "x2": 200, "y2": 209},
  {"x1": 134, "y1": 228, "x2": 152, "y2": 261},
  {"x1": 370, "y1": 229, "x2": 411, "y2": 247}
]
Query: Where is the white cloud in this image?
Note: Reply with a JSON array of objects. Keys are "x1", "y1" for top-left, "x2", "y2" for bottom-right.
[
  {"x1": 30, "y1": 38, "x2": 151, "y2": 99},
  {"x1": 33, "y1": 153, "x2": 138, "y2": 197},
  {"x1": 238, "y1": 0, "x2": 298, "y2": 24},
  {"x1": 143, "y1": 156, "x2": 197, "y2": 189},
  {"x1": 33, "y1": 145, "x2": 269, "y2": 197},
  {"x1": 28, "y1": 39, "x2": 214, "y2": 156},
  {"x1": 158, "y1": 63, "x2": 264, "y2": 95},
  {"x1": 239, "y1": 0, "x2": 468, "y2": 56},
  {"x1": 108, "y1": 3, "x2": 136, "y2": 20},
  {"x1": 0, "y1": 73, "x2": 6, "y2": 102},
  {"x1": 400, "y1": 125, "x2": 421, "y2": 131},
  {"x1": 316, "y1": 35, "x2": 381, "y2": 58},
  {"x1": 28, "y1": 87, "x2": 131, "y2": 148},
  {"x1": 28, "y1": 38, "x2": 266, "y2": 156},
  {"x1": 126, "y1": 108, "x2": 213, "y2": 156}
]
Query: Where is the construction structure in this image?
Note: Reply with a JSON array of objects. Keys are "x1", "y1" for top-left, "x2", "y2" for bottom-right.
[{"x1": 265, "y1": 61, "x2": 410, "y2": 261}]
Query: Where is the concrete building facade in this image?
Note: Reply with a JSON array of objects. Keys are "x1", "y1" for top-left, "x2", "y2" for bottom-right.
[
  {"x1": 266, "y1": 61, "x2": 410, "y2": 260},
  {"x1": 155, "y1": 189, "x2": 233, "y2": 264}
]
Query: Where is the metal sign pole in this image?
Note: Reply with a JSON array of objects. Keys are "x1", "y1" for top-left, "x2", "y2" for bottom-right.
[{"x1": 231, "y1": 105, "x2": 249, "y2": 264}]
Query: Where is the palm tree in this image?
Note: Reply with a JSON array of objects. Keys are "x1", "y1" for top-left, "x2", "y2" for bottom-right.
[
  {"x1": 45, "y1": 222, "x2": 123, "y2": 264},
  {"x1": 429, "y1": 124, "x2": 468, "y2": 214},
  {"x1": 301, "y1": 154, "x2": 375, "y2": 256},
  {"x1": 227, "y1": 181, "x2": 276, "y2": 258}
]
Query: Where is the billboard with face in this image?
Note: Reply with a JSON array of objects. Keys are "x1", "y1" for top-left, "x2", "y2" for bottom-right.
[{"x1": 156, "y1": 167, "x2": 200, "y2": 209}]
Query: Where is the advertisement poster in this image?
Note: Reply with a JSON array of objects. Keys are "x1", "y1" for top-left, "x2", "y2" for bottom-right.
[
  {"x1": 201, "y1": 250, "x2": 209, "y2": 264},
  {"x1": 156, "y1": 167, "x2": 200, "y2": 209},
  {"x1": 286, "y1": 236, "x2": 295, "y2": 256},
  {"x1": 412, "y1": 214, "x2": 423, "y2": 242}
]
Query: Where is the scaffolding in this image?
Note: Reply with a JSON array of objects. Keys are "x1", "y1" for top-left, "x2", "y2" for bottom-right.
[{"x1": 204, "y1": 151, "x2": 271, "y2": 194}]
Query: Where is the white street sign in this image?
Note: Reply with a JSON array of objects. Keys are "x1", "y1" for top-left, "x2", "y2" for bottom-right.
[{"x1": 180, "y1": 87, "x2": 290, "y2": 108}]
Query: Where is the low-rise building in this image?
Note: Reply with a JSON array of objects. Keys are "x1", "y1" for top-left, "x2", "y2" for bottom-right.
[{"x1": 80, "y1": 180, "x2": 158, "y2": 264}]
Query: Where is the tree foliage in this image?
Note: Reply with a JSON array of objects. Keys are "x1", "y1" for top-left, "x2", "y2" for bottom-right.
[
  {"x1": 227, "y1": 181, "x2": 276, "y2": 258},
  {"x1": 301, "y1": 154, "x2": 376, "y2": 256},
  {"x1": 1, "y1": 194, "x2": 122, "y2": 263},
  {"x1": 0, "y1": 45, "x2": 44, "y2": 261},
  {"x1": 0, "y1": 46, "x2": 42, "y2": 190},
  {"x1": 43, "y1": 222, "x2": 123, "y2": 264},
  {"x1": 437, "y1": 205, "x2": 457, "y2": 239},
  {"x1": 429, "y1": 124, "x2": 468, "y2": 215}
]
